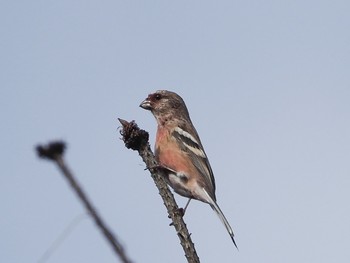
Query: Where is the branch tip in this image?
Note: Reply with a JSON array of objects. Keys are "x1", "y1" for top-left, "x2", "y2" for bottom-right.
[
  {"x1": 118, "y1": 118, "x2": 149, "y2": 151},
  {"x1": 36, "y1": 141, "x2": 66, "y2": 160}
]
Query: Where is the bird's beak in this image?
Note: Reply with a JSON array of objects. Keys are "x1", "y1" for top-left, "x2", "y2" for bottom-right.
[{"x1": 139, "y1": 98, "x2": 152, "y2": 110}]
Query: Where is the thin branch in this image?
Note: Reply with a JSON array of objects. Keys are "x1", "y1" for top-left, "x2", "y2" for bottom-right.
[
  {"x1": 36, "y1": 141, "x2": 133, "y2": 263},
  {"x1": 118, "y1": 118, "x2": 200, "y2": 263},
  {"x1": 37, "y1": 213, "x2": 88, "y2": 263}
]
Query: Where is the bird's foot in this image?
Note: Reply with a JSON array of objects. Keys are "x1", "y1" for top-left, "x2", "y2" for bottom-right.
[
  {"x1": 144, "y1": 164, "x2": 161, "y2": 172},
  {"x1": 168, "y1": 207, "x2": 186, "y2": 226}
]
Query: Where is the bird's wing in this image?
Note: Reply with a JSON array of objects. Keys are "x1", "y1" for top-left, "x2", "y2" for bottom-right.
[{"x1": 172, "y1": 125, "x2": 216, "y2": 199}]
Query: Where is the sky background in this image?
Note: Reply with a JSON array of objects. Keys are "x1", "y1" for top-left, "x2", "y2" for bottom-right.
[{"x1": 1, "y1": 1, "x2": 350, "y2": 262}]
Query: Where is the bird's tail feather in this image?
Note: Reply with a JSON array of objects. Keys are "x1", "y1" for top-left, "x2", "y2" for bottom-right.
[{"x1": 203, "y1": 189, "x2": 238, "y2": 249}]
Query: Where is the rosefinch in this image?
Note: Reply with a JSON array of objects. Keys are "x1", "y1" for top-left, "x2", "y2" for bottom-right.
[{"x1": 140, "y1": 90, "x2": 237, "y2": 248}]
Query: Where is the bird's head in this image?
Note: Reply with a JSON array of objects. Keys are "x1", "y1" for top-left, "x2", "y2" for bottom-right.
[{"x1": 140, "y1": 90, "x2": 190, "y2": 120}]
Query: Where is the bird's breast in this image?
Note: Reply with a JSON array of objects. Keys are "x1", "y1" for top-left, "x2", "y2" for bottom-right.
[{"x1": 155, "y1": 127, "x2": 192, "y2": 173}]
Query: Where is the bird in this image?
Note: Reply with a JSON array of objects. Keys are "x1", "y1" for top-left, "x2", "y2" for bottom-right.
[{"x1": 140, "y1": 90, "x2": 237, "y2": 248}]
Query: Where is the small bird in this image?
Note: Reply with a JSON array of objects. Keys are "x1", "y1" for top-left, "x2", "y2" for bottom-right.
[{"x1": 140, "y1": 90, "x2": 237, "y2": 248}]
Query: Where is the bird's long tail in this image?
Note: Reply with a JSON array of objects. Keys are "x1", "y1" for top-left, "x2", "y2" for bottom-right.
[{"x1": 203, "y1": 189, "x2": 238, "y2": 249}]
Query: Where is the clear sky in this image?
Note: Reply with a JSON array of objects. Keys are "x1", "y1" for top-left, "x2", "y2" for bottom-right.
[{"x1": 1, "y1": 1, "x2": 350, "y2": 262}]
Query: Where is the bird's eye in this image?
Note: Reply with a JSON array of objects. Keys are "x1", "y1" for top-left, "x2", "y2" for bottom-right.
[{"x1": 154, "y1": 94, "x2": 162, "y2": 100}]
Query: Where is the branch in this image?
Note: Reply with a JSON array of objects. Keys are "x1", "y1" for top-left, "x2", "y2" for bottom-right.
[
  {"x1": 36, "y1": 141, "x2": 133, "y2": 263},
  {"x1": 118, "y1": 118, "x2": 200, "y2": 263}
]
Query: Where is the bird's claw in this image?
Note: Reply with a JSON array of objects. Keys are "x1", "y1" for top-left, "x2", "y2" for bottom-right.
[
  {"x1": 144, "y1": 164, "x2": 161, "y2": 171},
  {"x1": 168, "y1": 207, "x2": 186, "y2": 226},
  {"x1": 176, "y1": 207, "x2": 185, "y2": 217}
]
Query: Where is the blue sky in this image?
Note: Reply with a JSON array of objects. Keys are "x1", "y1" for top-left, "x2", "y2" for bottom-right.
[{"x1": 1, "y1": 1, "x2": 350, "y2": 262}]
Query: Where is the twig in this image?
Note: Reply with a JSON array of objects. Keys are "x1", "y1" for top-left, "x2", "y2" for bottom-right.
[
  {"x1": 36, "y1": 141, "x2": 133, "y2": 263},
  {"x1": 118, "y1": 118, "x2": 200, "y2": 263},
  {"x1": 37, "y1": 213, "x2": 88, "y2": 263}
]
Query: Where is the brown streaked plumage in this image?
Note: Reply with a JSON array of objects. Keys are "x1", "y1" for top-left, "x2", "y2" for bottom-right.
[{"x1": 140, "y1": 90, "x2": 237, "y2": 248}]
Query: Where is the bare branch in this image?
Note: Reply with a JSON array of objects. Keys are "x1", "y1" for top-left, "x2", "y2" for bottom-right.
[
  {"x1": 36, "y1": 141, "x2": 134, "y2": 263},
  {"x1": 118, "y1": 118, "x2": 200, "y2": 263}
]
